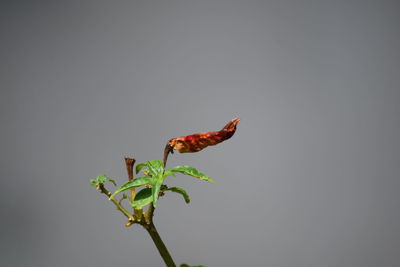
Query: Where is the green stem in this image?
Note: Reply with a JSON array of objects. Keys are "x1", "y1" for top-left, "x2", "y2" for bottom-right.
[
  {"x1": 144, "y1": 222, "x2": 177, "y2": 267},
  {"x1": 97, "y1": 184, "x2": 136, "y2": 222},
  {"x1": 145, "y1": 203, "x2": 155, "y2": 224}
]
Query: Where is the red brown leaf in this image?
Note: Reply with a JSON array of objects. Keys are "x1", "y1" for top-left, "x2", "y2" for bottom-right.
[{"x1": 163, "y1": 118, "x2": 240, "y2": 167}]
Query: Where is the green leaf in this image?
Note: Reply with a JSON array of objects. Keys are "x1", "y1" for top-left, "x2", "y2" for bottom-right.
[
  {"x1": 147, "y1": 160, "x2": 164, "y2": 177},
  {"x1": 168, "y1": 166, "x2": 216, "y2": 183},
  {"x1": 152, "y1": 178, "x2": 163, "y2": 207},
  {"x1": 132, "y1": 188, "x2": 153, "y2": 209},
  {"x1": 180, "y1": 264, "x2": 206, "y2": 267},
  {"x1": 166, "y1": 187, "x2": 190, "y2": 203},
  {"x1": 110, "y1": 177, "x2": 154, "y2": 198},
  {"x1": 135, "y1": 163, "x2": 147, "y2": 174},
  {"x1": 163, "y1": 169, "x2": 176, "y2": 178},
  {"x1": 90, "y1": 174, "x2": 117, "y2": 186}
]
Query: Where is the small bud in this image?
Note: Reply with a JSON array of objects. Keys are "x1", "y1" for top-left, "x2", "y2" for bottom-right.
[{"x1": 125, "y1": 219, "x2": 134, "y2": 227}]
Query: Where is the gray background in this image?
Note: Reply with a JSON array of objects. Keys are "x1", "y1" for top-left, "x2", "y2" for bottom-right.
[{"x1": 1, "y1": 0, "x2": 399, "y2": 266}]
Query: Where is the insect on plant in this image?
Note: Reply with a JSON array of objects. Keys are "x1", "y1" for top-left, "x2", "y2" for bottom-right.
[{"x1": 90, "y1": 117, "x2": 240, "y2": 267}]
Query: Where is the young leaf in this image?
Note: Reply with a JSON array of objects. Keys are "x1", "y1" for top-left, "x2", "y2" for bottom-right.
[
  {"x1": 166, "y1": 187, "x2": 190, "y2": 203},
  {"x1": 152, "y1": 179, "x2": 163, "y2": 207},
  {"x1": 147, "y1": 160, "x2": 164, "y2": 177},
  {"x1": 135, "y1": 163, "x2": 147, "y2": 174},
  {"x1": 168, "y1": 166, "x2": 216, "y2": 183},
  {"x1": 90, "y1": 174, "x2": 117, "y2": 186},
  {"x1": 163, "y1": 169, "x2": 177, "y2": 178},
  {"x1": 132, "y1": 188, "x2": 153, "y2": 209},
  {"x1": 110, "y1": 177, "x2": 154, "y2": 198}
]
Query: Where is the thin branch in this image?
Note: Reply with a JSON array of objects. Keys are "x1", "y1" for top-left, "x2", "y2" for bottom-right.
[{"x1": 97, "y1": 183, "x2": 136, "y2": 223}]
